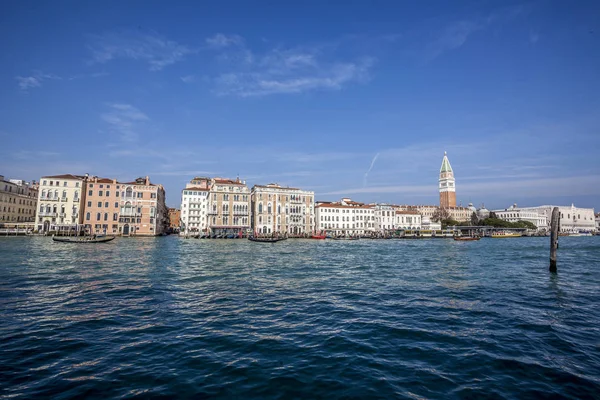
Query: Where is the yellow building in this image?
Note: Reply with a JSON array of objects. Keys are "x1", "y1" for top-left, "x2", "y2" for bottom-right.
[
  {"x1": 251, "y1": 183, "x2": 314, "y2": 235},
  {"x1": 0, "y1": 175, "x2": 38, "y2": 226}
]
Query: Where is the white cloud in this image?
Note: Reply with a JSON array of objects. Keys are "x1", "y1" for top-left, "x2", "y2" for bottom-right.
[
  {"x1": 180, "y1": 75, "x2": 196, "y2": 84},
  {"x1": 205, "y1": 33, "x2": 244, "y2": 48},
  {"x1": 102, "y1": 103, "x2": 149, "y2": 141},
  {"x1": 88, "y1": 30, "x2": 194, "y2": 71},
  {"x1": 15, "y1": 71, "x2": 61, "y2": 91},
  {"x1": 207, "y1": 35, "x2": 375, "y2": 97}
]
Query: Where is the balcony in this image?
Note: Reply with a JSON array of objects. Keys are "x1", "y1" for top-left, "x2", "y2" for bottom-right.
[
  {"x1": 39, "y1": 212, "x2": 57, "y2": 217},
  {"x1": 59, "y1": 213, "x2": 66, "y2": 217},
  {"x1": 43, "y1": 197, "x2": 59, "y2": 202},
  {"x1": 60, "y1": 197, "x2": 68, "y2": 202},
  {"x1": 207, "y1": 210, "x2": 218, "y2": 215},
  {"x1": 233, "y1": 211, "x2": 248, "y2": 216}
]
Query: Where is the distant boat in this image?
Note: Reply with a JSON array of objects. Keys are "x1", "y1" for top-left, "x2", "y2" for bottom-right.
[
  {"x1": 454, "y1": 236, "x2": 480, "y2": 241},
  {"x1": 333, "y1": 236, "x2": 359, "y2": 240},
  {"x1": 53, "y1": 235, "x2": 115, "y2": 243},
  {"x1": 491, "y1": 232, "x2": 522, "y2": 238},
  {"x1": 311, "y1": 234, "x2": 326, "y2": 239},
  {"x1": 248, "y1": 236, "x2": 287, "y2": 243}
]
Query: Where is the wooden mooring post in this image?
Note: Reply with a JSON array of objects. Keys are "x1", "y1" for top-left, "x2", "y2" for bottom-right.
[{"x1": 549, "y1": 207, "x2": 560, "y2": 273}]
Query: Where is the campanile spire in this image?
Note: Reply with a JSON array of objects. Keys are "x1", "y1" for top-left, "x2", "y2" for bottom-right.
[{"x1": 439, "y1": 152, "x2": 456, "y2": 208}]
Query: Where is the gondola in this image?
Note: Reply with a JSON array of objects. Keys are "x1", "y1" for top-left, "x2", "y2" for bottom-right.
[
  {"x1": 248, "y1": 236, "x2": 287, "y2": 243},
  {"x1": 52, "y1": 235, "x2": 116, "y2": 243}
]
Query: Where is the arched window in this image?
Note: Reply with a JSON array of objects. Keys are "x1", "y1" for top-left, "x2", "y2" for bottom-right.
[
  {"x1": 86, "y1": 212, "x2": 90, "y2": 221},
  {"x1": 258, "y1": 203, "x2": 263, "y2": 213},
  {"x1": 268, "y1": 203, "x2": 272, "y2": 214},
  {"x1": 104, "y1": 213, "x2": 108, "y2": 221},
  {"x1": 126, "y1": 187, "x2": 133, "y2": 198},
  {"x1": 96, "y1": 213, "x2": 101, "y2": 220},
  {"x1": 54, "y1": 190, "x2": 59, "y2": 199},
  {"x1": 62, "y1": 190, "x2": 67, "y2": 199},
  {"x1": 277, "y1": 205, "x2": 281, "y2": 214},
  {"x1": 41, "y1": 189, "x2": 46, "y2": 198}
]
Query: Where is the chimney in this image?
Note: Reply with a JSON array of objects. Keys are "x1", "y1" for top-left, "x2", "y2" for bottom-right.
[{"x1": 145, "y1": 176, "x2": 150, "y2": 185}]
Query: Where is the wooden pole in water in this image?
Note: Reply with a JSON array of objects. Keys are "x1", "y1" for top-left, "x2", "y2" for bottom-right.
[{"x1": 549, "y1": 207, "x2": 559, "y2": 273}]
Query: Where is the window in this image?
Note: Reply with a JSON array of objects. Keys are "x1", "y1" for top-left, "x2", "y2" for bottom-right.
[
  {"x1": 96, "y1": 213, "x2": 101, "y2": 220},
  {"x1": 98, "y1": 202, "x2": 102, "y2": 207},
  {"x1": 87, "y1": 201, "x2": 92, "y2": 207},
  {"x1": 116, "y1": 191, "x2": 119, "y2": 197},
  {"x1": 99, "y1": 191, "x2": 103, "y2": 196},
  {"x1": 113, "y1": 213, "x2": 118, "y2": 221},
  {"x1": 86, "y1": 212, "x2": 90, "y2": 221},
  {"x1": 100, "y1": 185, "x2": 104, "y2": 189},
  {"x1": 88, "y1": 190, "x2": 93, "y2": 196},
  {"x1": 106, "y1": 191, "x2": 110, "y2": 197},
  {"x1": 89, "y1": 184, "x2": 94, "y2": 188},
  {"x1": 151, "y1": 193, "x2": 156, "y2": 199},
  {"x1": 104, "y1": 213, "x2": 108, "y2": 221},
  {"x1": 75, "y1": 182, "x2": 79, "y2": 187},
  {"x1": 114, "y1": 202, "x2": 118, "y2": 208},
  {"x1": 105, "y1": 202, "x2": 109, "y2": 208},
  {"x1": 63, "y1": 181, "x2": 67, "y2": 187}
]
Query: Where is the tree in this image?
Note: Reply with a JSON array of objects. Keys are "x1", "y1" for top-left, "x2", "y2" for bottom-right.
[
  {"x1": 432, "y1": 207, "x2": 450, "y2": 222},
  {"x1": 489, "y1": 211, "x2": 498, "y2": 219},
  {"x1": 470, "y1": 212, "x2": 479, "y2": 226}
]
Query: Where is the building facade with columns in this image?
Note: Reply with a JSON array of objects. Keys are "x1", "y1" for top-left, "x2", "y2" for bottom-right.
[
  {"x1": 516, "y1": 204, "x2": 595, "y2": 233},
  {"x1": 208, "y1": 177, "x2": 250, "y2": 237},
  {"x1": 0, "y1": 175, "x2": 38, "y2": 225},
  {"x1": 315, "y1": 198, "x2": 376, "y2": 235},
  {"x1": 493, "y1": 203, "x2": 548, "y2": 231},
  {"x1": 118, "y1": 177, "x2": 168, "y2": 236},
  {"x1": 395, "y1": 210, "x2": 422, "y2": 230},
  {"x1": 251, "y1": 183, "x2": 314, "y2": 235},
  {"x1": 36, "y1": 174, "x2": 86, "y2": 233},
  {"x1": 375, "y1": 204, "x2": 396, "y2": 232}
]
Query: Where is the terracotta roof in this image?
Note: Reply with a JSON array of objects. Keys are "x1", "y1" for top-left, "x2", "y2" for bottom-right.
[
  {"x1": 182, "y1": 187, "x2": 209, "y2": 191},
  {"x1": 41, "y1": 174, "x2": 87, "y2": 180},
  {"x1": 91, "y1": 177, "x2": 117, "y2": 184},
  {"x1": 214, "y1": 179, "x2": 245, "y2": 185}
]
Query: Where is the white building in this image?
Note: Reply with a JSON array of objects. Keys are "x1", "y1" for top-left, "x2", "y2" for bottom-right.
[
  {"x1": 36, "y1": 174, "x2": 86, "y2": 233},
  {"x1": 180, "y1": 187, "x2": 210, "y2": 234},
  {"x1": 375, "y1": 204, "x2": 395, "y2": 232},
  {"x1": 493, "y1": 203, "x2": 548, "y2": 231},
  {"x1": 251, "y1": 184, "x2": 314, "y2": 235},
  {"x1": 596, "y1": 213, "x2": 600, "y2": 232},
  {"x1": 421, "y1": 216, "x2": 441, "y2": 231},
  {"x1": 315, "y1": 198, "x2": 375, "y2": 235},
  {"x1": 395, "y1": 210, "x2": 422, "y2": 230},
  {"x1": 500, "y1": 204, "x2": 595, "y2": 233}
]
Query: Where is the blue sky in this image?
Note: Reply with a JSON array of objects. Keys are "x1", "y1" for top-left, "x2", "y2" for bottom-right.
[{"x1": 1, "y1": 0, "x2": 599, "y2": 209}]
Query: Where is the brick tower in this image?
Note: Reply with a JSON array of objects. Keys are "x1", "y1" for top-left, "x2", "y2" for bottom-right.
[{"x1": 439, "y1": 151, "x2": 456, "y2": 209}]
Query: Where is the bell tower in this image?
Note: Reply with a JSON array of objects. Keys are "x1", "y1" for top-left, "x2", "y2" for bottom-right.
[{"x1": 439, "y1": 151, "x2": 456, "y2": 208}]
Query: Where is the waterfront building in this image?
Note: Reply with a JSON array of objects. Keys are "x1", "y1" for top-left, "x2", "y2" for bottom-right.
[
  {"x1": 493, "y1": 203, "x2": 548, "y2": 231},
  {"x1": 596, "y1": 213, "x2": 600, "y2": 232},
  {"x1": 118, "y1": 176, "x2": 168, "y2": 236},
  {"x1": 395, "y1": 210, "x2": 422, "y2": 230},
  {"x1": 476, "y1": 204, "x2": 490, "y2": 221},
  {"x1": 208, "y1": 177, "x2": 250, "y2": 237},
  {"x1": 395, "y1": 204, "x2": 471, "y2": 223},
  {"x1": 421, "y1": 216, "x2": 441, "y2": 231},
  {"x1": 36, "y1": 174, "x2": 86, "y2": 233},
  {"x1": 83, "y1": 176, "x2": 121, "y2": 235},
  {"x1": 0, "y1": 175, "x2": 38, "y2": 224},
  {"x1": 251, "y1": 183, "x2": 314, "y2": 235},
  {"x1": 316, "y1": 198, "x2": 375, "y2": 235},
  {"x1": 375, "y1": 204, "x2": 396, "y2": 232},
  {"x1": 509, "y1": 204, "x2": 596, "y2": 233},
  {"x1": 180, "y1": 185, "x2": 210, "y2": 234},
  {"x1": 168, "y1": 208, "x2": 181, "y2": 233},
  {"x1": 439, "y1": 151, "x2": 456, "y2": 209}
]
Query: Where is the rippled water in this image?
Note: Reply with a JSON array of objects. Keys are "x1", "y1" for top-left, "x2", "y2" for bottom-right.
[{"x1": 1, "y1": 236, "x2": 600, "y2": 399}]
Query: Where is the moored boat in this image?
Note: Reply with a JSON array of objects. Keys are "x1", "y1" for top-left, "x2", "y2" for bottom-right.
[
  {"x1": 248, "y1": 236, "x2": 287, "y2": 243},
  {"x1": 310, "y1": 235, "x2": 326, "y2": 239},
  {"x1": 454, "y1": 236, "x2": 480, "y2": 241},
  {"x1": 52, "y1": 235, "x2": 116, "y2": 243},
  {"x1": 491, "y1": 232, "x2": 522, "y2": 238}
]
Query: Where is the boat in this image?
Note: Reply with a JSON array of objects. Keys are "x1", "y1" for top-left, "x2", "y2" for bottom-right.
[
  {"x1": 333, "y1": 236, "x2": 359, "y2": 240},
  {"x1": 491, "y1": 232, "x2": 522, "y2": 238},
  {"x1": 248, "y1": 236, "x2": 287, "y2": 243},
  {"x1": 454, "y1": 236, "x2": 480, "y2": 241},
  {"x1": 52, "y1": 235, "x2": 116, "y2": 243},
  {"x1": 310, "y1": 235, "x2": 326, "y2": 239}
]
